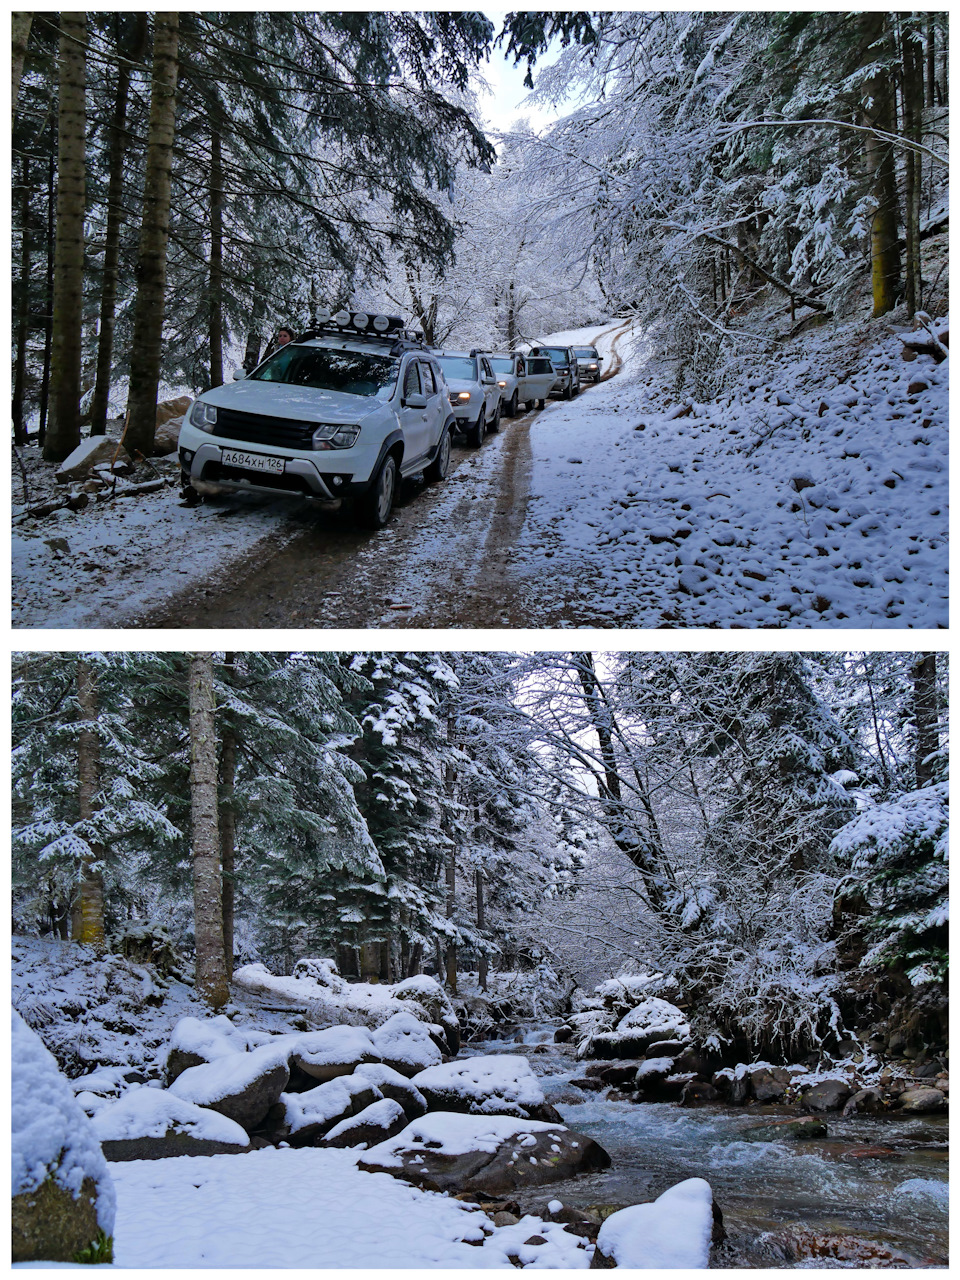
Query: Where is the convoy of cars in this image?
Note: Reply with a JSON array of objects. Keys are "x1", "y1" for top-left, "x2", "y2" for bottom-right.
[{"x1": 178, "y1": 307, "x2": 606, "y2": 525}]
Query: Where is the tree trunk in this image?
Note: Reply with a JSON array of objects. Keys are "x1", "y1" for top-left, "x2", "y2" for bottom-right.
[
  {"x1": 189, "y1": 652, "x2": 229, "y2": 1009},
  {"x1": 43, "y1": 11, "x2": 86, "y2": 463},
  {"x1": 208, "y1": 126, "x2": 224, "y2": 388},
  {"x1": 90, "y1": 12, "x2": 148, "y2": 436},
  {"x1": 861, "y1": 17, "x2": 901, "y2": 317},
  {"x1": 445, "y1": 844, "x2": 458, "y2": 995},
  {"x1": 75, "y1": 658, "x2": 106, "y2": 952},
  {"x1": 360, "y1": 940, "x2": 381, "y2": 984},
  {"x1": 912, "y1": 653, "x2": 939, "y2": 788},
  {"x1": 475, "y1": 868, "x2": 488, "y2": 992},
  {"x1": 12, "y1": 12, "x2": 33, "y2": 124},
  {"x1": 408, "y1": 941, "x2": 423, "y2": 976},
  {"x1": 125, "y1": 12, "x2": 179, "y2": 459},
  {"x1": 243, "y1": 273, "x2": 266, "y2": 371},
  {"x1": 924, "y1": 16, "x2": 936, "y2": 107},
  {"x1": 219, "y1": 652, "x2": 237, "y2": 979},
  {"x1": 38, "y1": 149, "x2": 55, "y2": 445},
  {"x1": 901, "y1": 16, "x2": 924, "y2": 317},
  {"x1": 13, "y1": 153, "x2": 31, "y2": 446}
]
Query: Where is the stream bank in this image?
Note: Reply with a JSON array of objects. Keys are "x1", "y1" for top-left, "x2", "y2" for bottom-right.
[{"x1": 464, "y1": 1031, "x2": 949, "y2": 1268}]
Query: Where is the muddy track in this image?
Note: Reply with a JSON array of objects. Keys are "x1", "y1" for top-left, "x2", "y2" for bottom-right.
[{"x1": 136, "y1": 323, "x2": 631, "y2": 631}]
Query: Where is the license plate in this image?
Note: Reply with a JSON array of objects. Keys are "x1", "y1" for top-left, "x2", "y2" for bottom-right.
[{"x1": 220, "y1": 449, "x2": 284, "y2": 475}]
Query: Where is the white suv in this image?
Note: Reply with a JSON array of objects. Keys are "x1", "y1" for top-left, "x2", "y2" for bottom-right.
[
  {"x1": 432, "y1": 351, "x2": 502, "y2": 447},
  {"x1": 178, "y1": 311, "x2": 455, "y2": 528}
]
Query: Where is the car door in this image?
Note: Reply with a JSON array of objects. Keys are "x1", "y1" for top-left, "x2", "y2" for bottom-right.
[
  {"x1": 398, "y1": 358, "x2": 432, "y2": 462},
  {"x1": 418, "y1": 359, "x2": 446, "y2": 452},
  {"x1": 479, "y1": 357, "x2": 499, "y2": 420},
  {"x1": 525, "y1": 356, "x2": 556, "y2": 401}
]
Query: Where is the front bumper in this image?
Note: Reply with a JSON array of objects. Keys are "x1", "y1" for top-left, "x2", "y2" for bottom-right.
[{"x1": 180, "y1": 442, "x2": 361, "y2": 500}]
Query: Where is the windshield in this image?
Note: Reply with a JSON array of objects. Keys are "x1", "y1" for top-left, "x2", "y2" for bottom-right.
[
  {"x1": 489, "y1": 358, "x2": 514, "y2": 374},
  {"x1": 573, "y1": 348, "x2": 598, "y2": 359},
  {"x1": 540, "y1": 347, "x2": 569, "y2": 364},
  {"x1": 250, "y1": 344, "x2": 399, "y2": 398},
  {"x1": 437, "y1": 356, "x2": 478, "y2": 382}
]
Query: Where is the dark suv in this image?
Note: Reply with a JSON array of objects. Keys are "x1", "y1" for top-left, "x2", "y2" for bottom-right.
[{"x1": 530, "y1": 345, "x2": 580, "y2": 399}]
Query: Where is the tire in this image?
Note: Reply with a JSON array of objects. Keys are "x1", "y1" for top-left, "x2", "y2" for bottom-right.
[
  {"x1": 507, "y1": 390, "x2": 519, "y2": 418},
  {"x1": 562, "y1": 382, "x2": 573, "y2": 401},
  {"x1": 488, "y1": 399, "x2": 501, "y2": 433},
  {"x1": 425, "y1": 426, "x2": 452, "y2": 483},
  {"x1": 572, "y1": 379, "x2": 580, "y2": 398},
  {"x1": 467, "y1": 409, "x2": 485, "y2": 448},
  {"x1": 357, "y1": 453, "x2": 397, "y2": 529}
]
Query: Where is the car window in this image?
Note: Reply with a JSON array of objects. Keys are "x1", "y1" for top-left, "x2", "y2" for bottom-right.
[
  {"x1": 251, "y1": 344, "x2": 399, "y2": 398},
  {"x1": 489, "y1": 358, "x2": 513, "y2": 374},
  {"x1": 573, "y1": 347, "x2": 598, "y2": 359},
  {"x1": 403, "y1": 361, "x2": 422, "y2": 399},
  {"x1": 420, "y1": 361, "x2": 437, "y2": 396},
  {"x1": 437, "y1": 356, "x2": 477, "y2": 382}
]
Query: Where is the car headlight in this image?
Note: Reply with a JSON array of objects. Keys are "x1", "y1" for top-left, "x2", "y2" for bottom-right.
[
  {"x1": 497, "y1": 380, "x2": 507, "y2": 388},
  {"x1": 312, "y1": 422, "x2": 360, "y2": 450},
  {"x1": 189, "y1": 400, "x2": 218, "y2": 432},
  {"x1": 451, "y1": 391, "x2": 471, "y2": 404}
]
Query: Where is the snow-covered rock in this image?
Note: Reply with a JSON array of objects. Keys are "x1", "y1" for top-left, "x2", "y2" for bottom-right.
[
  {"x1": 165, "y1": 1014, "x2": 246, "y2": 1083},
  {"x1": 12, "y1": 1011, "x2": 116, "y2": 1263},
  {"x1": 322, "y1": 1097, "x2": 408, "y2": 1149},
  {"x1": 359, "y1": 1111, "x2": 611, "y2": 1195},
  {"x1": 353, "y1": 1062, "x2": 428, "y2": 1119},
  {"x1": 168, "y1": 1039, "x2": 290, "y2": 1131},
  {"x1": 586, "y1": 997, "x2": 691, "y2": 1059},
  {"x1": 282, "y1": 1073, "x2": 382, "y2": 1146},
  {"x1": 371, "y1": 1010, "x2": 443, "y2": 1077},
  {"x1": 412, "y1": 1053, "x2": 547, "y2": 1118},
  {"x1": 288, "y1": 1025, "x2": 380, "y2": 1081},
  {"x1": 90, "y1": 1086, "x2": 251, "y2": 1146},
  {"x1": 54, "y1": 436, "x2": 132, "y2": 485},
  {"x1": 592, "y1": 1178, "x2": 716, "y2": 1268},
  {"x1": 391, "y1": 974, "x2": 461, "y2": 1052}
]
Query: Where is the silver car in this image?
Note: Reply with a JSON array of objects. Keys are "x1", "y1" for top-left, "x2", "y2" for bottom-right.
[
  {"x1": 432, "y1": 351, "x2": 502, "y2": 447},
  {"x1": 486, "y1": 352, "x2": 558, "y2": 416},
  {"x1": 530, "y1": 344, "x2": 581, "y2": 399},
  {"x1": 572, "y1": 345, "x2": 603, "y2": 384}
]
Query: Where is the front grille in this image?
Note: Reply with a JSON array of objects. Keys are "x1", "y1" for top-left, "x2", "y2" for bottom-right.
[{"x1": 213, "y1": 407, "x2": 315, "y2": 450}]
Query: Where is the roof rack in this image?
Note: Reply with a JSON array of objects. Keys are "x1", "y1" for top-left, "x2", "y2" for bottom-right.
[{"x1": 292, "y1": 308, "x2": 426, "y2": 353}]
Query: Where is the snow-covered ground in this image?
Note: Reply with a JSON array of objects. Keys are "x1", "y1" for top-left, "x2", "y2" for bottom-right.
[
  {"x1": 525, "y1": 315, "x2": 947, "y2": 627},
  {"x1": 11, "y1": 450, "x2": 309, "y2": 630},
  {"x1": 106, "y1": 1146, "x2": 590, "y2": 1268}
]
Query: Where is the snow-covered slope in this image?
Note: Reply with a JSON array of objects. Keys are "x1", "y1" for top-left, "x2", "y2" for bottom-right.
[{"x1": 525, "y1": 316, "x2": 947, "y2": 627}]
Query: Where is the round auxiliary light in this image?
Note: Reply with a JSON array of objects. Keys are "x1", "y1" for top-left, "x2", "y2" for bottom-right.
[
  {"x1": 333, "y1": 309, "x2": 351, "y2": 326},
  {"x1": 352, "y1": 313, "x2": 369, "y2": 330},
  {"x1": 372, "y1": 314, "x2": 390, "y2": 332},
  {"x1": 314, "y1": 308, "x2": 331, "y2": 325}
]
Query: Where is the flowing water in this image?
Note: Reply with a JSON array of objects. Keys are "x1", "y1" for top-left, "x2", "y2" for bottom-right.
[{"x1": 466, "y1": 1030, "x2": 949, "y2": 1268}]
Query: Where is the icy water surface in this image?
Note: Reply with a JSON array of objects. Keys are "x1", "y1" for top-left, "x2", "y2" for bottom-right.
[{"x1": 467, "y1": 1032, "x2": 948, "y2": 1267}]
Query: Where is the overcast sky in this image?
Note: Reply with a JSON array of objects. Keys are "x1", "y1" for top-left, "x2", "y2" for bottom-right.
[{"x1": 476, "y1": 11, "x2": 568, "y2": 136}]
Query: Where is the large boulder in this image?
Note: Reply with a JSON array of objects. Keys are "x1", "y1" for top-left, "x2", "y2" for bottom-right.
[
  {"x1": 168, "y1": 1041, "x2": 290, "y2": 1131},
  {"x1": 412, "y1": 1054, "x2": 548, "y2": 1119},
  {"x1": 55, "y1": 436, "x2": 132, "y2": 485},
  {"x1": 803, "y1": 1080, "x2": 853, "y2": 1113},
  {"x1": 90, "y1": 1086, "x2": 250, "y2": 1147},
  {"x1": 281, "y1": 1073, "x2": 381, "y2": 1147},
  {"x1": 371, "y1": 1011, "x2": 443, "y2": 1077},
  {"x1": 390, "y1": 975, "x2": 461, "y2": 1055},
  {"x1": 155, "y1": 395, "x2": 192, "y2": 430},
  {"x1": 288, "y1": 1025, "x2": 379, "y2": 1083},
  {"x1": 164, "y1": 1014, "x2": 247, "y2": 1085},
  {"x1": 321, "y1": 1098, "x2": 408, "y2": 1149},
  {"x1": 12, "y1": 1011, "x2": 115, "y2": 1263},
  {"x1": 741, "y1": 1116, "x2": 827, "y2": 1142},
  {"x1": 897, "y1": 1087, "x2": 947, "y2": 1114},
  {"x1": 358, "y1": 1112, "x2": 610, "y2": 1195},
  {"x1": 590, "y1": 1179, "x2": 717, "y2": 1268},
  {"x1": 151, "y1": 417, "x2": 183, "y2": 456},
  {"x1": 353, "y1": 1063, "x2": 428, "y2": 1120},
  {"x1": 587, "y1": 999, "x2": 690, "y2": 1059}
]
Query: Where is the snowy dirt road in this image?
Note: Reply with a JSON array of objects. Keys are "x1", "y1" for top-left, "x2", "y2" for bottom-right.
[{"x1": 134, "y1": 323, "x2": 630, "y2": 630}]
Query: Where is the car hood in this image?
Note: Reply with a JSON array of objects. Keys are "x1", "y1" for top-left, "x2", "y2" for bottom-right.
[
  {"x1": 198, "y1": 379, "x2": 388, "y2": 424},
  {"x1": 443, "y1": 378, "x2": 481, "y2": 395}
]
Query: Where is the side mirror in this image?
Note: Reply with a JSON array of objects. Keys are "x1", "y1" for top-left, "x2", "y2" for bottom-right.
[
  {"x1": 404, "y1": 391, "x2": 428, "y2": 409},
  {"x1": 232, "y1": 369, "x2": 245, "y2": 380}
]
